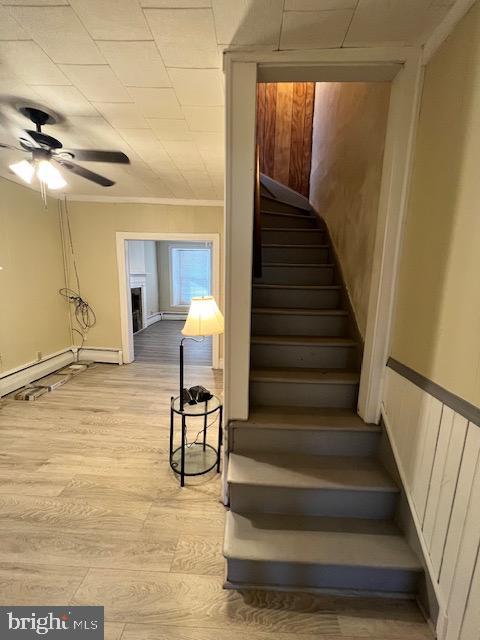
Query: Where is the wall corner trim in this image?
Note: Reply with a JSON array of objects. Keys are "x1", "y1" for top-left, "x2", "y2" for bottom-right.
[
  {"x1": 422, "y1": 0, "x2": 478, "y2": 65},
  {"x1": 381, "y1": 403, "x2": 446, "y2": 631},
  {"x1": 387, "y1": 358, "x2": 480, "y2": 427}
]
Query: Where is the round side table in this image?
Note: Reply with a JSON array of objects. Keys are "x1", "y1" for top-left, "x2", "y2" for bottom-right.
[{"x1": 169, "y1": 394, "x2": 223, "y2": 487}]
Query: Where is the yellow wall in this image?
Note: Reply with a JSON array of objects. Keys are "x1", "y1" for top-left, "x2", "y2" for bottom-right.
[
  {"x1": 309, "y1": 82, "x2": 390, "y2": 336},
  {"x1": 391, "y1": 2, "x2": 480, "y2": 406},
  {"x1": 0, "y1": 177, "x2": 71, "y2": 372},
  {"x1": 64, "y1": 200, "x2": 223, "y2": 350}
]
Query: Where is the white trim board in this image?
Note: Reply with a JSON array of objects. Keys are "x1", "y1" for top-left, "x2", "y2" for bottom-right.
[
  {"x1": 65, "y1": 195, "x2": 223, "y2": 206},
  {"x1": 116, "y1": 232, "x2": 221, "y2": 369},
  {"x1": 422, "y1": 0, "x2": 477, "y2": 64},
  {"x1": 0, "y1": 346, "x2": 124, "y2": 397},
  {"x1": 0, "y1": 349, "x2": 74, "y2": 397}
]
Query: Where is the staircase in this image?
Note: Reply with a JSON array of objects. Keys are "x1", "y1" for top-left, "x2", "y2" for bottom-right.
[{"x1": 223, "y1": 185, "x2": 423, "y2": 596}]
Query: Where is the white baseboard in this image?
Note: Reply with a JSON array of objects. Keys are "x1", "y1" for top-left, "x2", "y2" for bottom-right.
[
  {"x1": 146, "y1": 313, "x2": 163, "y2": 327},
  {"x1": 0, "y1": 349, "x2": 74, "y2": 397},
  {"x1": 78, "y1": 347, "x2": 123, "y2": 364}
]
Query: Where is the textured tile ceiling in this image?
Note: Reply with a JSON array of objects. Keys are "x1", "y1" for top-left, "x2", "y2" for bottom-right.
[{"x1": 0, "y1": 0, "x2": 453, "y2": 201}]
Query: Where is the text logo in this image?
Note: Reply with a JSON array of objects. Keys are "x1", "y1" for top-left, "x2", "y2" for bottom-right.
[{"x1": 0, "y1": 607, "x2": 104, "y2": 639}]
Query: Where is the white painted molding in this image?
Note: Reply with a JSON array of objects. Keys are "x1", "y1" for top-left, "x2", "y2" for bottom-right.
[
  {"x1": 146, "y1": 313, "x2": 162, "y2": 327},
  {"x1": 0, "y1": 174, "x2": 223, "y2": 207},
  {"x1": 78, "y1": 347, "x2": 122, "y2": 364},
  {"x1": 65, "y1": 195, "x2": 223, "y2": 207},
  {"x1": 223, "y1": 58, "x2": 257, "y2": 423},
  {"x1": 422, "y1": 0, "x2": 477, "y2": 65},
  {"x1": 116, "y1": 231, "x2": 221, "y2": 369},
  {"x1": 224, "y1": 46, "x2": 418, "y2": 65},
  {"x1": 0, "y1": 349, "x2": 74, "y2": 397},
  {"x1": 381, "y1": 403, "x2": 447, "y2": 634},
  {"x1": 358, "y1": 49, "x2": 424, "y2": 424}
]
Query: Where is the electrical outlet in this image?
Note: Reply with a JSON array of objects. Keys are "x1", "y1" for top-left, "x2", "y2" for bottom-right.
[{"x1": 37, "y1": 351, "x2": 43, "y2": 361}]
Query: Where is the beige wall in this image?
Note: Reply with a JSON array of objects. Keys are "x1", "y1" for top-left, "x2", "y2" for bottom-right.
[
  {"x1": 64, "y1": 200, "x2": 223, "y2": 350},
  {"x1": 309, "y1": 82, "x2": 390, "y2": 337},
  {"x1": 391, "y1": 2, "x2": 480, "y2": 407},
  {"x1": 0, "y1": 177, "x2": 71, "y2": 373}
]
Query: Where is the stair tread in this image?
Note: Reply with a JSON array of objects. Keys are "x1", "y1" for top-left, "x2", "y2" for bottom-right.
[
  {"x1": 253, "y1": 283, "x2": 341, "y2": 290},
  {"x1": 262, "y1": 262, "x2": 334, "y2": 268},
  {"x1": 224, "y1": 512, "x2": 421, "y2": 571},
  {"x1": 250, "y1": 367, "x2": 360, "y2": 384},
  {"x1": 228, "y1": 452, "x2": 397, "y2": 492},
  {"x1": 261, "y1": 210, "x2": 315, "y2": 219},
  {"x1": 251, "y1": 335, "x2": 356, "y2": 346},
  {"x1": 263, "y1": 228, "x2": 324, "y2": 232},
  {"x1": 238, "y1": 406, "x2": 379, "y2": 431},
  {"x1": 262, "y1": 243, "x2": 329, "y2": 248},
  {"x1": 252, "y1": 307, "x2": 347, "y2": 316}
]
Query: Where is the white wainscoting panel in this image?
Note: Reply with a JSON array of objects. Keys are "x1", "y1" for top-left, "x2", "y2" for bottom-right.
[{"x1": 383, "y1": 367, "x2": 480, "y2": 640}]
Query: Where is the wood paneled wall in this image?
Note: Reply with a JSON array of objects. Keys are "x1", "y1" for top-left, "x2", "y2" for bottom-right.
[
  {"x1": 256, "y1": 82, "x2": 315, "y2": 197},
  {"x1": 384, "y1": 367, "x2": 480, "y2": 640}
]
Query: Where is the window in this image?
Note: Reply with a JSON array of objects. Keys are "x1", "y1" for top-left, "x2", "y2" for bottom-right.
[{"x1": 170, "y1": 246, "x2": 211, "y2": 307}]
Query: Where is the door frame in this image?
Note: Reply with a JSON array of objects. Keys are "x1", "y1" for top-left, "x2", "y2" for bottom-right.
[
  {"x1": 116, "y1": 231, "x2": 221, "y2": 369},
  {"x1": 223, "y1": 46, "x2": 424, "y2": 424}
]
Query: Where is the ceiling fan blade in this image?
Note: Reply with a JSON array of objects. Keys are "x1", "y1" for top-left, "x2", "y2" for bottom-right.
[
  {"x1": 54, "y1": 158, "x2": 115, "y2": 187},
  {"x1": 0, "y1": 142, "x2": 26, "y2": 152},
  {"x1": 19, "y1": 129, "x2": 41, "y2": 149},
  {"x1": 56, "y1": 149, "x2": 130, "y2": 164}
]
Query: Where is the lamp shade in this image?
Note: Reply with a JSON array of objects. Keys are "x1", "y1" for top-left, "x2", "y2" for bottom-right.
[{"x1": 182, "y1": 296, "x2": 224, "y2": 337}]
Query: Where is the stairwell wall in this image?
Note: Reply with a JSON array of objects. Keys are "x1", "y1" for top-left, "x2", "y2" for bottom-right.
[
  {"x1": 309, "y1": 82, "x2": 391, "y2": 337},
  {"x1": 383, "y1": 4, "x2": 480, "y2": 638}
]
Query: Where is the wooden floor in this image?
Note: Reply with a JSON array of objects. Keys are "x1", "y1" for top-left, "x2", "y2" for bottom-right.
[
  {"x1": 0, "y1": 362, "x2": 432, "y2": 640},
  {"x1": 134, "y1": 320, "x2": 212, "y2": 365}
]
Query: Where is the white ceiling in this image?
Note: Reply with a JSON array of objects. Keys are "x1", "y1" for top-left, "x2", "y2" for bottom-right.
[{"x1": 0, "y1": 0, "x2": 454, "y2": 201}]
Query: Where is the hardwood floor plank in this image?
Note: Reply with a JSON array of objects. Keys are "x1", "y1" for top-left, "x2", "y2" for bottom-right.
[
  {"x1": 0, "y1": 494, "x2": 147, "y2": 533},
  {"x1": 0, "y1": 562, "x2": 88, "y2": 604},
  {"x1": 105, "y1": 622, "x2": 125, "y2": 640},
  {"x1": 0, "y1": 527, "x2": 177, "y2": 573},
  {"x1": 72, "y1": 569, "x2": 339, "y2": 634},
  {"x1": 0, "y1": 471, "x2": 72, "y2": 497},
  {"x1": 170, "y1": 534, "x2": 224, "y2": 576},
  {"x1": 143, "y1": 497, "x2": 226, "y2": 537},
  {"x1": 134, "y1": 321, "x2": 212, "y2": 366}
]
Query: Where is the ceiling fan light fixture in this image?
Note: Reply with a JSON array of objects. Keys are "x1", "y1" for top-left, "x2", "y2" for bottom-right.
[
  {"x1": 9, "y1": 159, "x2": 34, "y2": 184},
  {"x1": 37, "y1": 160, "x2": 67, "y2": 190}
]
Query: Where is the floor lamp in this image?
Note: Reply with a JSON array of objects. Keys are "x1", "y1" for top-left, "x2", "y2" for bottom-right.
[{"x1": 179, "y1": 296, "x2": 224, "y2": 410}]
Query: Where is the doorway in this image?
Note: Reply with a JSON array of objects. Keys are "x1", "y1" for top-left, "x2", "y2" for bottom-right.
[
  {"x1": 224, "y1": 50, "x2": 423, "y2": 424},
  {"x1": 116, "y1": 232, "x2": 221, "y2": 368}
]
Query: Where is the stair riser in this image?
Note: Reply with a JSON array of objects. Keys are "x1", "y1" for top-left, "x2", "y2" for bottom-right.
[
  {"x1": 252, "y1": 313, "x2": 348, "y2": 337},
  {"x1": 251, "y1": 343, "x2": 357, "y2": 369},
  {"x1": 262, "y1": 246, "x2": 330, "y2": 264},
  {"x1": 255, "y1": 265, "x2": 335, "y2": 285},
  {"x1": 229, "y1": 485, "x2": 397, "y2": 519},
  {"x1": 262, "y1": 230, "x2": 326, "y2": 245},
  {"x1": 252, "y1": 287, "x2": 341, "y2": 309},
  {"x1": 231, "y1": 427, "x2": 380, "y2": 456},
  {"x1": 226, "y1": 559, "x2": 419, "y2": 594},
  {"x1": 261, "y1": 213, "x2": 317, "y2": 229},
  {"x1": 249, "y1": 380, "x2": 358, "y2": 409},
  {"x1": 261, "y1": 198, "x2": 311, "y2": 215}
]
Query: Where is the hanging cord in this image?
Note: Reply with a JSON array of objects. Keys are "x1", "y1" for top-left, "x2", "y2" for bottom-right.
[
  {"x1": 185, "y1": 411, "x2": 219, "y2": 448},
  {"x1": 58, "y1": 196, "x2": 96, "y2": 354}
]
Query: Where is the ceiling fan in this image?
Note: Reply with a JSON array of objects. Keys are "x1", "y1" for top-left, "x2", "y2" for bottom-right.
[{"x1": 0, "y1": 106, "x2": 130, "y2": 189}]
